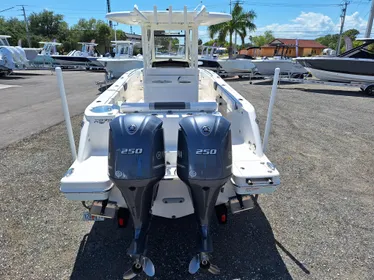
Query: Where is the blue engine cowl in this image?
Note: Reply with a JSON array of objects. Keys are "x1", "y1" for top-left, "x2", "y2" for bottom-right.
[{"x1": 108, "y1": 114, "x2": 165, "y2": 256}]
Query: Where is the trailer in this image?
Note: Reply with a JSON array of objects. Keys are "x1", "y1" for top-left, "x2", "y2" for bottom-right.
[{"x1": 279, "y1": 77, "x2": 374, "y2": 96}]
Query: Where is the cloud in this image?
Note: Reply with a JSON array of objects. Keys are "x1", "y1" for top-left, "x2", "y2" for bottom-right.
[{"x1": 252, "y1": 11, "x2": 368, "y2": 39}]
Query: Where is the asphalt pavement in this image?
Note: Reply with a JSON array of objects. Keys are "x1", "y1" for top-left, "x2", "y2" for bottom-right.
[{"x1": 0, "y1": 70, "x2": 104, "y2": 149}]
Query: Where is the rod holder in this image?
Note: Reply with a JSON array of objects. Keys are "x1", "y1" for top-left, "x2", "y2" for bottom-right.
[
  {"x1": 55, "y1": 67, "x2": 77, "y2": 161},
  {"x1": 262, "y1": 67, "x2": 280, "y2": 153}
]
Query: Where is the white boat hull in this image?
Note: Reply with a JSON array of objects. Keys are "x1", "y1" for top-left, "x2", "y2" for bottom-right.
[
  {"x1": 60, "y1": 68, "x2": 281, "y2": 218},
  {"x1": 98, "y1": 58, "x2": 144, "y2": 78},
  {"x1": 218, "y1": 58, "x2": 255, "y2": 74},
  {"x1": 252, "y1": 59, "x2": 306, "y2": 76},
  {"x1": 305, "y1": 67, "x2": 374, "y2": 84}
]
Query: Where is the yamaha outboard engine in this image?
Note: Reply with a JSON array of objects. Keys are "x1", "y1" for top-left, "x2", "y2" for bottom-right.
[
  {"x1": 108, "y1": 114, "x2": 165, "y2": 279},
  {"x1": 177, "y1": 114, "x2": 232, "y2": 275}
]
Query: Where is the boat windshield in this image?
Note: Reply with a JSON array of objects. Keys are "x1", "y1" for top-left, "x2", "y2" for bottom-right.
[
  {"x1": 80, "y1": 44, "x2": 96, "y2": 56},
  {"x1": 114, "y1": 43, "x2": 133, "y2": 57},
  {"x1": 154, "y1": 30, "x2": 186, "y2": 59},
  {"x1": 42, "y1": 44, "x2": 53, "y2": 55},
  {"x1": 201, "y1": 46, "x2": 219, "y2": 59},
  {"x1": 0, "y1": 38, "x2": 10, "y2": 46}
]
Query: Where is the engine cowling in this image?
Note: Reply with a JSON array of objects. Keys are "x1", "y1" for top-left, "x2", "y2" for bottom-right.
[
  {"x1": 108, "y1": 114, "x2": 165, "y2": 255},
  {"x1": 177, "y1": 114, "x2": 232, "y2": 253},
  {"x1": 177, "y1": 114, "x2": 232, "y2": 184}
]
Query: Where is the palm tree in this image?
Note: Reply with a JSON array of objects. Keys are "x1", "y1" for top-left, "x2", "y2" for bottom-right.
[{"x1": 208, "y1": 3, "x2": 256, "y2": 58}]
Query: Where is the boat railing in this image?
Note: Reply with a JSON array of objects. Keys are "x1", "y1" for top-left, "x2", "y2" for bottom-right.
[{"x1": 213, "y1": 81, "x2": 242, "y2": 110}]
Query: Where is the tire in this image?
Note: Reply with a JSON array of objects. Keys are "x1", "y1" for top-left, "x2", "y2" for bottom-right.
[{"x1": 365, "y1": 85, "x2": 374, "y2": 96}]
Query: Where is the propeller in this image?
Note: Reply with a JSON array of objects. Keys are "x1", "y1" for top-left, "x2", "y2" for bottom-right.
[
  {"x1": 188, "y1": 253, "x2": 220, "y2": 275},
  {"x1": 123, "y1": 256, "x2": 155, "y2": 279},
  {"x1": 188, "y1": 254, "x2": 200, "y2": 274}
]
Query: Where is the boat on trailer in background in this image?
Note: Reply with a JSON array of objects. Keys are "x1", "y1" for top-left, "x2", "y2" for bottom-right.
[
  {"x1": 296, "y1": 38, "x2": 374, "y2": 84},
  {"x1": 58, "y1": 5, "x2": 281, "y2": 279},
  {"x1": 279, "y1": 38, "x2": 374, "y2": 96},
  {"x1": 98, "y1": 40, "x2": 143, "y2": 79},
  {"x1": 0, "y1": 35, "x2": 28, "y2": 75},
  {"x1": 52, "y1": 41, "x2": 104, "y2": 69},
  {"x1": 198, "y1": 45, "x2": 256, "y2": 78},
  {"x1": 28, "y1": 41, "x2": 61, "y2": 67}
]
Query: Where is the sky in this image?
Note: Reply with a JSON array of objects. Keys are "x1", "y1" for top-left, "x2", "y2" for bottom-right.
[{"x1": 0, "y1": 0, "x2": 372, "y2": 41}]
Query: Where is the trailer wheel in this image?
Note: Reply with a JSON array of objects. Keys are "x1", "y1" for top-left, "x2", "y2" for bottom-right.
[{"x1": 365, "y1": 85, "x2": 374, "y2": 96}]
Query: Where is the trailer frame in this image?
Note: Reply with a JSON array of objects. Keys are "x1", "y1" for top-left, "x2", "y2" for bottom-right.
[{"x1": 279, "y1": 77, "x2": 374, "y2": 96}]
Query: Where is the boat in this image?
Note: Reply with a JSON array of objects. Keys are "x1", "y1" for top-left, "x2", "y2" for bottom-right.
[
  {"x1": 20, "y1": 39, "x2": 42, "y2": 62},
  {"x1": 0, "y1": 35, "x2": 28, "y2": 75},
  {"x1": 296, "y1": 38, "x2": 374, "y2": 83},
  {"x1": 59, "y1": 5, "x2": 281, "y2": 278},
  {"x1": 242, "y1": 46, "x2": 307, "y2": 77},
  {"x1": 252, "y1": 57, "x2": 307, "y2": 77},
  {"x1": 97, "y1": 40, "x2": 143, "y2": 79},
  {"x1": 51, "y1": 42, "x2": 103, "y2": 69},
  {"x1": 198, "y1": 45, "x2": 256, "y2": 77},
  {"x1": 22, "y1": 47, "x2": 42, "y2": 62},
  {"x1": 29, "y1": 41, "x2": 61, "y2": 67}
]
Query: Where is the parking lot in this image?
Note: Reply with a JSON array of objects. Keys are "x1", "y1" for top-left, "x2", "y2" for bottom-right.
[{"x1": 0, "y1": 70, "x2": 373, "y2": 280}]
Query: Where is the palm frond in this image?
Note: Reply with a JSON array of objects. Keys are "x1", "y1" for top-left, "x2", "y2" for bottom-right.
[
  {"x1": 218, "y1": 26, "x2": 229, "y2": 43},
  {"x1": 207, "y1": 4, "x2": 257, "y2": 49},
  {"x1": 232, "y1": 3, "x2": 244, "y2": 19},
  {"x1": 208, "y1": 22, "x2": 228, "y2": 39},
  {"x1": 237, "y1": 28, "x2": 247, "y2": 46}
]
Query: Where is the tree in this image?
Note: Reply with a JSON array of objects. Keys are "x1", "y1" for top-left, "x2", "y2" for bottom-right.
[
  {"x1": 343, "y1": 29, "x2": 359, "y2": 41},
  {"x1": 208, "y1": 3, "x2": 256, "y2": 58},
  {"x1": 315, "y1": 29, "x2": 360, "y2": 52},
  {"x1": 71, "y1": 19, "x2": 113, "y2": 53},
  {"x1": 250, "y1": 31, "x2": 274, "y2": 47},
  {"x1": 0, "y1": 17, "x2": 27, "y2": 46},
  {"x1": 29, "y1": 10, "x2": 66, "y2": 39}
]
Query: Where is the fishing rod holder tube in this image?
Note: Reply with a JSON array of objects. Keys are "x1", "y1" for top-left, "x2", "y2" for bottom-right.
[
  {"x1": 56, "y1": 67, "x2": 77, "y2": 161},
  {"x1": 263, "y1": 67, "x2": 280, "y2": 153}
]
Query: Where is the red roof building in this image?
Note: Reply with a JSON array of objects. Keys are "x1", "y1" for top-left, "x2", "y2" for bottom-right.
[{"x1": 240, "y1": 38, "x2": 327, "y2": 58}]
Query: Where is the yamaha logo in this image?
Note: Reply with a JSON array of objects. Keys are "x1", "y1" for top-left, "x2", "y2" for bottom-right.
[
  {"x1": 127, "y1": 124, "x2": 137, "y2": 134},
  {"x1": 202, "y1": 125, "x2": 211, "y2": 134}
]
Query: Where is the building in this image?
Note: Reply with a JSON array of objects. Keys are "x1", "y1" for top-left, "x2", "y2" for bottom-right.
[
  {"x1": 240, "y1": 38, "x2": 327, "y2": 58},
  {"x1": 124, "y1": 32, "x2": 142, "y2": 43}
]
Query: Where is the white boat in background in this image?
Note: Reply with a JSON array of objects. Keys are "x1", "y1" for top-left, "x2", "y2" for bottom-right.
[
  {"x1": 198, "y1": 45, "x2": 256, "y2": 77},
  {"x1": 251, "y1": 57, "x2": 307, "y2": 77},
  {"x1": 0, "y1": 35, "x2": 28, "y2": 74},
  {"x1": 98, "y1": 40, "x2": 143, "y2": 79},
  {"x1": 59, "y1": 5, "x2": 281, "y2": 279},
  {"x1": 52, "y1": 42, "x2": 103, "y2": 69},
  {"x1": 30, "y1": 41, "x2": 61, "y2": 66},
  {"x1": 21, "y1": 39, "x2": 42, "y2": 62},
  {"x1": 240, "y1": 46, "x2": 307, "y2": 77}
]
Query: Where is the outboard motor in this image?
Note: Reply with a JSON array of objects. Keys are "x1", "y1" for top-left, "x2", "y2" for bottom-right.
[
  {"x1": 177, "y1": 115, "x2": 232, "y2": 275},
  {"x1": 108, "y1": 114, "x2": 165, "y2": 279},
  {"x1": 0, "y1": 48, "x2": 16, "y2": 71}
]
